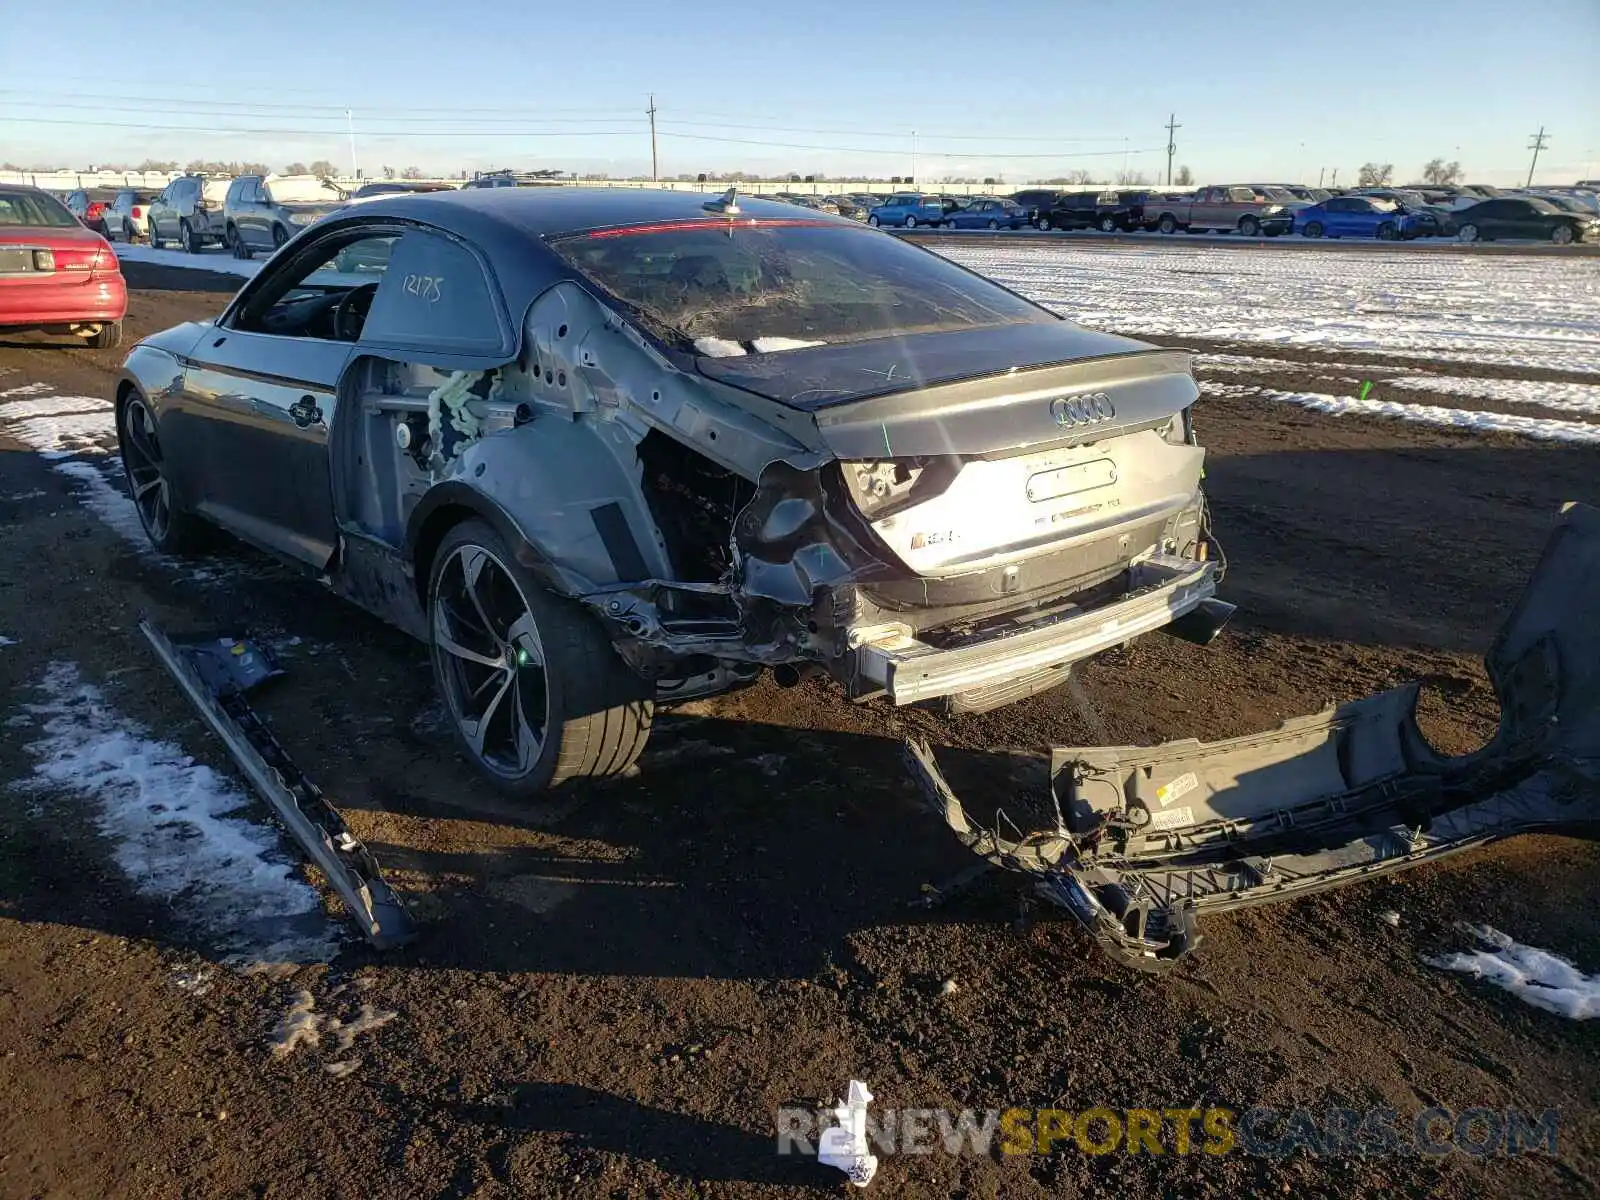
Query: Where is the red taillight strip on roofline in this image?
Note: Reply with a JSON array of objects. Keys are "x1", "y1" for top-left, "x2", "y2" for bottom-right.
[{"x1": 580, "y1": 217, "x2": 849, "y2": 239}]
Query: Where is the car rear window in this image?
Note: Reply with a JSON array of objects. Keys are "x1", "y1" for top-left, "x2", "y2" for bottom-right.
[
  {"x1": 0, "y1": 191, "x2": 77, "y2": 227},
  {"x1": 551, "y1": 220, "x2": 1050, "y2": 354}
]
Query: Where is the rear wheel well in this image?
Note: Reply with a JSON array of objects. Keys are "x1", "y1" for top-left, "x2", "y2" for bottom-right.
[{"x1": 411, "y1": 502, "x2": 481, "y2": 608}]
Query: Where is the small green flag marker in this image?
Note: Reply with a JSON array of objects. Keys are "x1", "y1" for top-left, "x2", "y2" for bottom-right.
[{"x1": 1359, "y1": 381, "x2": 1373, "y2": 401}]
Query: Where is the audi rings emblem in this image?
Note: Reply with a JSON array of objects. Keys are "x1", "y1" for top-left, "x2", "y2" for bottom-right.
[{"x1": 1048, "y1": 391, "x2": 1117, "y2": 429}]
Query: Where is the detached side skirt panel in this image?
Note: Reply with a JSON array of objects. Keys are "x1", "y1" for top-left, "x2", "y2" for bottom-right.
[{"x1": 907, "y1": 502, "x2": 1600, "y2": 973}]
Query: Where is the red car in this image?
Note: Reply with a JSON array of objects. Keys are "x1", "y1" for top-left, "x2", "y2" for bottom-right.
[{"x1": 0, "y1": 186, "x2": 127, "y2": 348}]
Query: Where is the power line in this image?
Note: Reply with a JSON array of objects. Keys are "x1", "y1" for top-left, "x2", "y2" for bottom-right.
[
  {"x1": 0, "y1": 101, "x2": 641, "y2": 126},
  {"x1": 0, "y1": 116, "x2": 644, "y2": 138},
  {"x1": 658, "y1": 130, "x2": 1166, "y2": 160}
]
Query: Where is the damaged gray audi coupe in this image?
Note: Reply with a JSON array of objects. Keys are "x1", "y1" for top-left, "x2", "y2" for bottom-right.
[{"x1": 115, "y1": 187, "x2": 1226, "y2": 794}]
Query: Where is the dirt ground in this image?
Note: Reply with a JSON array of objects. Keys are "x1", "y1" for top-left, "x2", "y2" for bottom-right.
[{"x1": 1, "y1": 256, "x2": 1597, "y2": 1199}]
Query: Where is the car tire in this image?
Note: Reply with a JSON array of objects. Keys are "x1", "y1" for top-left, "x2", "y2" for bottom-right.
[
  {"x1": 427, "y1": 519, "x2": 653, "y2": 795},
  {"x1": 122, "y1": 220, "x2": 135, "y2": 243},
  {"x1": 87, "y1": 321, "x2": 123, "y2": 350},
  {"x1": 1238, "y1": 215, "x2": 1261, "y2": 237},
  {"x1": 902, "y1": 215, "x2": 917, "y2": 229},
  {"x1": 1457, "y1": 223, "x2": 1479, "y2": 243},
  {"x1": 271, "y1": 224, "x2": 289, "y2": 249},
  {"x1": 229, "y1": 226, "x2": 252, "y2": 259},
  {"x1": 867, "y1": 215, "x2": 880, "y2": 227},
  {"x1": 148, "y1": 220, "x2": 164, "y2": 249},
  {"x1": 116, "y1": 392, "x2": 207, "y2": 554},
  {"x1": 1157, "y1": 214, "x2": 1178, "y2": 234},
  {"x1": 1303, "y1": 221, "x2": 1324, "y2": 238},
  {"x1": 1552, "y1": 224, "x2": 1575, "y2": 245},
  {"x1": 180, "y1": 219, "x2": 202, "y2": 254},
  {"x1": 1376, "y1": 221, "x2": 1399, "y2": 241},
  {"x1": 1036, "y1": 216, "x2": 1053, "y2": 231},
  {"x1": 985, "y1": 218, "x2": 999, "y2": 230},
  {"x1": 1098, "y1": 214, "x2": 1117, "y2": 232}
]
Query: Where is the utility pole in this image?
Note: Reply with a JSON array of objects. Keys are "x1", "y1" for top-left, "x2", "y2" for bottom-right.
[
  {"x1": 647, "y1": 95, "x2": 658, "y2": 182},
  {"x1": 1165, "y1": 113, "x2": 1181, "y2": 186},
  {"x1": 345, "y1": 109, "x2": 358, "y2": 180},
  {"x1": 1526, "y1": 125, "x2": 1549, "y2": 187},
  {"x1": 911, "y1": 129, "x2": 917, "y2": 184},
  {"x1": 1330, "y1": 167, "x2": 1338, "y2": 188},
  {"x1": 1318, "y1": 166, "x2": 1325, "y2": 187}
]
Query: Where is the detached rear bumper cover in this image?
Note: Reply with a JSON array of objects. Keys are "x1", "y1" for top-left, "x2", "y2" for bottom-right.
[
  {"x1": 857, "y1": 553, "x2": 1219, "y2": 705},
  {"x1": 906, "y1": 502, "x2": 1600, "y2": 972}
]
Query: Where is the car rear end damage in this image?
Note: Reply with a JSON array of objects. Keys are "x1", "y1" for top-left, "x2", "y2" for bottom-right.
[{"x1": 907, "y1": 503, "x2": 1600, "y2": 972}]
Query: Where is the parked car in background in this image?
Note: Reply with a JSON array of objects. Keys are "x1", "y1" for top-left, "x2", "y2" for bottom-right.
[
  {"x1": 148, "y1": 176, "x2": 232, "y2": 252},
  {"x1": 101, "y1": 188, "x2": 161, "y2": 243},
  {"x1": 1036, "y1": 191, "x2": 1102, "y2": 231},
  {"x1": 350, "y1": 182, "x2": 455, "y2": 199},
  {"x1": 1095, "y1": 190, "x2": 1159, "y2": 232},
  {"x1": 1352, "y1": 188, "x2": 1453, "y2": 235},
  {"x1": 1531, "y1": 193, "x2": 1600, "y2": 218},
  {"x1": 63, "y1": 188, "x2": 118, "y2": 235},
  {"x1": 223, "y1": 174, "x2": 348, "y2": 258},
  {"x1": 867, "y1": 193, "x2": 959, "y2": 228},
  {"x1": 1009, "y1": 189, "x2": 1063, "y2": 223},
  {"x1": 1281, "y1": 185, "x2": 1332, "y2": 203},
  {"x1": 1452, "y1": 197, "x2": 1599, "y2": 244},
  {"x1": 1148, "y1": 186, "x2": 1297, "y2": 235},
  {"x1": 824, "y1": 195, "x2": 869, "y2": 220},
  {"x1": 942, "y1": 197, "x2": 1030, "y2": 229},
  {"x1": 0, "y1": 186, "x2": 125, "y2": 348},
  {"x1": 1294, "y1": 196, "x2": 1423, "y2": 240}
]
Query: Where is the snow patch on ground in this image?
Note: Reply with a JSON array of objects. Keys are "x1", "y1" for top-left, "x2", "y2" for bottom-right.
[
  {"x1": 113, "y1": 242, "x2": 262, "y2": 279},
  {"x1": 1200, "y1": 382, "x2": 1600, "y2": 445},
  {"x1": 940, "y1": 243, "x2": 1600, "y2": 374},
  {"x1": 1427, "y1": 925, "x2": 1600, "y2": 1019},
  {"x1": 1384, "y1": 374, "x2": 1600, "y2": 417},
  {"x1": 48, "y1": 460, "x2": 153, "y2": 547},
  {"x1": 20, "y1": 662, "x2": 339, "y2": 966},
  {"x1": 268, "y1": 988, "x2": 397, "y2": 1065}
]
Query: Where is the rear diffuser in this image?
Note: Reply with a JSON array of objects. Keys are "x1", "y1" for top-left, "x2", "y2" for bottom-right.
[
  {"x1": 906, "y1": 502, "x2": 1600, "y2": 973},
  {"x1": 139, "y1": 619, "x2": 414, "y2": 949}
]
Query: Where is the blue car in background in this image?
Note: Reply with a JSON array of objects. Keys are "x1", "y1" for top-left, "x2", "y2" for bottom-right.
[
  {"x1": 1294, "y1": 195, "x2": 1423, "y2": 240},
  {"x1": 867, "y1": 193, "x2": 959, "y2": 228},
  {"x1": 941, "y1": 197, "x2": 1031, "y2": 230}
]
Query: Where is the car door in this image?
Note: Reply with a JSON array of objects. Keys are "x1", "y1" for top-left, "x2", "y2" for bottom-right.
[
  {"x1": 149, "y1": 183, "x2": 172, "y2": 241},
  {"x1": 1499, "y1": 200, "x2": 1545, "y2": 239},
  {"x1": 175, "y1": 229, "x2": 398, "y2": 566}
]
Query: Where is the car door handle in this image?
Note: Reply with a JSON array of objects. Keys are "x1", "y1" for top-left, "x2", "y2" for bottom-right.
[{"x1": 289, "y1": 395, "x2": 324, "y2": 428}]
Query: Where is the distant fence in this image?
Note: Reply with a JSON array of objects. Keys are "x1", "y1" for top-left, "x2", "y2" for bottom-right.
[{"x1": 0, "y1": 169, "x2": 1127, "y2": 198}]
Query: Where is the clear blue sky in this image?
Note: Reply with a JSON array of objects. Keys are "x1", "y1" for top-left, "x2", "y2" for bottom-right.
[{"x1": 3, "y1": 0, "x2": 1596, "y2": 185}]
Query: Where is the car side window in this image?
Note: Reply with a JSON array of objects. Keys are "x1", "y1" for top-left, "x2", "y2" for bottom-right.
[
  {"x1": 359, "y1": 230, "x2": 504, "y2": 355},
  {"x1": 1228, "y1": 187, "x2": 1254, "y2": 203},
  {"x1": 231, "y1": 232, "x2": 399, "y2": 341}
]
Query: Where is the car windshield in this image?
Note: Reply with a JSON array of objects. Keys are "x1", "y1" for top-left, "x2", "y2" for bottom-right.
[
  {"x1": 553, "y1": 220, "x2": 1049, "y2": 354},
  {"x1": 0, "y1": 191, "x2": 77, "y2": 227}
]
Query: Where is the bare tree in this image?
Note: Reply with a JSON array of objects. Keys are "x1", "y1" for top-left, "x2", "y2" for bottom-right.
[
  {"x1": 1357, "y1": 162, "x2": 1395, "y2": 187},
  {"x1": 1063, "y1": 168, "x2": 1094, "y2": 185},
  {"x1": 284, "y1": 162, "x2": 310, "y2": 175},
  {"x1": 1175, "y1": 164, "x2": 1194, "y2": 186},
  {"x1": 309, "y1": 160, "x2": 338, "y2": 178},
  {"x1": 1114, "y1": 169, "x2": 1152, "y2": 186},
  {"x1": 136, "y1": 159, "x2": 178, "y2": 172},
  {"x1": 401, "y1": 166, "x2": 424, "y2": 179},
  {"x1": 1421, "y1": 158, "x2": 1463, "y2": 185}
]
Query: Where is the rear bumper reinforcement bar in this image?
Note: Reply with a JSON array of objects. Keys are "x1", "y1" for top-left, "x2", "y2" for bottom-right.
[{"x1": 854, "y1": 554, "x2": 1221, "y2": 705}]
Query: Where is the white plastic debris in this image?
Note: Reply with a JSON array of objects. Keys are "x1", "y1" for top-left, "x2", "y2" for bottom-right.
[
  {"x1": 693, "y1": 336, "x2": 746, "y2": 358},
  {"x1": 1380, "y1": 910, "x2": 1402, "y2": 928},
  {"x1": 817, "y1": 1080, "x2": 879, "y2": 1188},
  {"x1": 750, "y1": 337, "x2": 826, "y2": 353},
  {"x1": 1426, "y1": 925, "x2": 1600, "y2": 1020}
]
